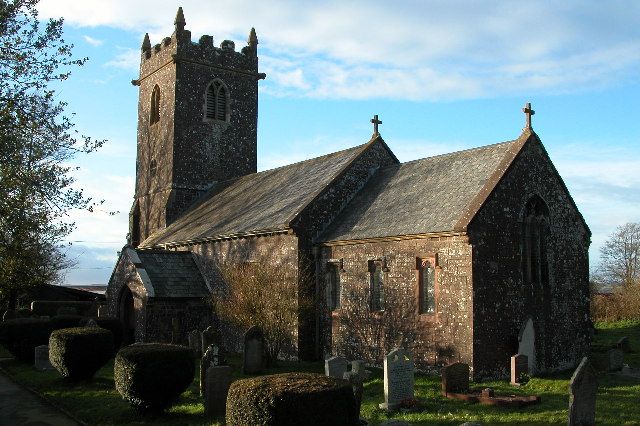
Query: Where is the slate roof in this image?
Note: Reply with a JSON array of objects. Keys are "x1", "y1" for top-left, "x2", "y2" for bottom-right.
[
  {"x1": 320, "y1": 136, "x2": 525, "y2": 242},
  {"x1": 141, "y1": 143, "x2": 367, "y2": 247},
  {"x1": 135, "y1": 250, "x2": 209, "y2": 298}
]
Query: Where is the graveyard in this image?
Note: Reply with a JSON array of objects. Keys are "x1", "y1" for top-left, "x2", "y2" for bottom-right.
[{"x1": 0, "y1": 320, "x2": 638, "y2": 425}]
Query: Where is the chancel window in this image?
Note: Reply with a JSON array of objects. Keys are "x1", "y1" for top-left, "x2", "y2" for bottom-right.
[
  {"x1": 368, "y1": 259, "x2": 387, "y2": 312},
  {"x1": 418, "y1": 257, "x2": 437, "y2": 314},
  {"x1": 523, "y1": 196, "x2": 550, "y2": 285},
  {"x1": 205, "y1": 79, "x2": 229, "y2": 122},
  {"x1": 150, "y1": 85, "x2": 160, "y2": 124},
  {"x1": 326, "y1": 262, "x2": 342, "y2": 311}
]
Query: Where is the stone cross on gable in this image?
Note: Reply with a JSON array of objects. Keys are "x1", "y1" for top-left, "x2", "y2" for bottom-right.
[
  {"x1": 371, "y1": 115, "x2": 382, "y2": 135},
  {"x1": 523, "y1": 102, "x2": 535, "y2": 129}
]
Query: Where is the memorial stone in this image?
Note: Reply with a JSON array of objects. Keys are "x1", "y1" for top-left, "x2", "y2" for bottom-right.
[
  {"x1": 441, "y1": 362, "x2": 469, "y2": 396},
  {"x1": 201, "y1": 326, "x2": 218, "y2": 355},
  {"x1": 204, "y1": 365, "x2": 232, "y2": 417},
  {"x1": 511, "y1": 353, "x2": 529, "y2": 385},
  {"x1": 200, "y1": 345, "x2": 221, "y2": 396},
  {"x1": 34, "y1": 345, "x2": 54, "y2": 371},
  {"x1": 242, "y1": 325, "x2": 265, "y2": 374},
  {"x1": 608, "y1": 348, "x2": 624, "y2": 371},
  {"x1": 616, "y1": 336, "x2": 630, "y2": 352},
  {"x1": 344, "y1": 360, "x2": 371, "y2": 420},
  {"x1": 379, "y1": 348, "x2": 415, "y2": 411},
  {"x1": 325, "y1": 356, "x2": 349, "y2": 378},
  {"x1": 568, "y1": 357, "x2": 597, "y2": 426}
]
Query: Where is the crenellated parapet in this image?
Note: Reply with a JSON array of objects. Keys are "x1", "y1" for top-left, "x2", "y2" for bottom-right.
[{"x1": 135, "y1": 7, "x2": 263, "y2": 85}]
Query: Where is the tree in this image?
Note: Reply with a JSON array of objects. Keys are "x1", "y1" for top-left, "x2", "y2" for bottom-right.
[
  {"x1": 0, "y1": 0, "x2": 105, "y2": 309},
  {"x1": 598, "y1": 222, "x2": 640, "y2": 288}
]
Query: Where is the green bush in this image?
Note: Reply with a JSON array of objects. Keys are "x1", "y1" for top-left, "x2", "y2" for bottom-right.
[
  {"x1": 226, "y1": 372, "x2": 357, "y2": 426},
  {"x1": 114, "y1": 343, "x2": 195, "y2": 413},
  {"x1": 0, "y1": 318, "x2": 51, "y2": 362},
  {"x1": 50, "y1": 315, "x2": 83, "y2": 330},
  {"x1": 79, "y1": 317, "x2": 124, "y2": 351},
  {"x1": 49, "y1": 327, "x2": 113, "y2": 381}
]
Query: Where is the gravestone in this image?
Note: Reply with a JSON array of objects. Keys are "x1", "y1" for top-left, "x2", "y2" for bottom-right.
[
  {"x1": 201, "y1": 326, "x2": 219, "y2": 355},
  {"x1": 379, "y1": 348, "x2": 415, "y2": 411},
  {"x1": 97, "y1": 305, "x2": 108, "y2": 318},
  {"x1": 34, "y1": 345, "x2": 54, "y2": 371},
  {"x1": 568, "y1": 357, "x2": 597, "y2": 426},
  {"x1": 242, "y1": 325, "x2": 264, "y2": 374},
  {"x1": 518, "y1": 317, "x2": 536, "y2": 374},
  {"x1": 188, "y1": 330, "x2": 201, "y2": 357},
  {"x1": 607, "y1": 348, "x2": 624, "y2": 371},
  {"x1": 616, "y1": 336, "x2": 630, "y2": 352},
  {"x1": 351, "y1": 360, "x2": 371, "y2": 379},
  {"x1": 56, "y1": 306, "x2": 77, "y2": 316},
  {"x1": 511, "y1": 353, "x2": 529, "y2": 385},
  {"x1": 441, "y1": 362, "x2": 469, "y2": 396},
  {"x1": 344, "y1": 360, "x2": 371, "y2": 420},
  {"x1": 325, "y1": 356, "x2": 349, "y2": 378},
  {"x1": 200, "y1": 345, "x2": 222, "y2": 396},
  {"x1": 85, "y1": 319, "x2": 99, "y2": 327},
  {"x1": 204, "y1": 365, "x2": 232, "y2": 417}
]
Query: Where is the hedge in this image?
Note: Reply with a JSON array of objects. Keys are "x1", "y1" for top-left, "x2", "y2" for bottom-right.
[
  {"x1": 79, "y1": 317, "x2": 124, "y2": 351},
  {"x1": 0, "y1": 318, "x2": 51, "y2": 362},
  {"x1": 226, "y1": 372, "x2": 357, "y2": 426},
  {"x1": 114, "y1": 343, "x2": 194, "y2": 413},
  {"x1": 49, "y1": 327, "x2": 113, "y2": 381}
]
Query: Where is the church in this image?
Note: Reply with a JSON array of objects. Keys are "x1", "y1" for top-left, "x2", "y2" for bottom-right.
[{"x1": 106, "y1": 8, "x2": 591, "y2": 378}]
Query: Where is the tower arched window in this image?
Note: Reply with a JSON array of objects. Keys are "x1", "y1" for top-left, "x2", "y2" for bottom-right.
[
  {"x1": 523, "y1": 195, "x2": 550, "y2": 285},
  {"x1": 205, "y1": 79, "x2": 229, "y2": 122},
  {"x1": 150, "y1": 85, "x2": 160, "y2": 124}
]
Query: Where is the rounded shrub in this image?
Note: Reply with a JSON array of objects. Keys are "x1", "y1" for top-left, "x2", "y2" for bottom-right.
[
  {"x1": 49, "y1": 327, "x2": 113, "y2": 381},
  {"x1": 0, "y1": 318, "x2": 51, "y2": 362},
  {"x1": 50, "y1": 315, "x2": 83, "y2": 331},
  {"x1": 79, "y1": 317, "x2": 124, "y2": 351},
  {"x1": 226, "y1": 372, "x2": 357, "y2": 426},
  {"x1": 114, "y1": 343, "x2": 195, "y2": 413}
]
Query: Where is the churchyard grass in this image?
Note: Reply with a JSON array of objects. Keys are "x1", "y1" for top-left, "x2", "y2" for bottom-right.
[{"x1": 1, "y1": 321, "x2": 639, "y2": 425}]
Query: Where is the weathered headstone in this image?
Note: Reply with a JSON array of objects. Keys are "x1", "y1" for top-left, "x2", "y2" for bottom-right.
[
  {"x1": 616, "y1": 336, "x2": 630, "y2": 352},
  {"x1": 85, "y1": 318, "x2": 99, "y2": 327},
  {"x1": 441, "y1": 362, "x2": 470, "y2": 396},
  {"x1": 351, "y1": 359, "x2": 371, "y2": 379},
  {"x1": 343, "y1": 360, "x2": 371, "y2": 420},
  {"x1": 201, "y1": 326, "x2": 219, "y2": 355},
  {"x1": 97, "y1": 305, "x2": 108, "y2": 318},
  {"x1": 34, "y1": 345, "x2": 54, "y2": 371},
  {"x1": 568, "y1": 357, "x2": 597, "y2": 426},
  {"x1": 204, "y1": 365, "x2": 232, "y2": 417},
  {"x1": 607, "y1": 348, "x2": 624, "y2": 371},
  {"x1": 200, "y1": 344, "x2": 220, "y2": 396},
  {"x1": 242, "y1": 325, "x2": 264, "y2": 374},
  {"x1": 511, "y1": 353, "x2": 529, "y2": 385},
  {"x1": 325, "y1": 356, "x2": 349, "y2": 378},
  {"x1": 56, "y1": 306, "x2": 77, "y2": 316},
  {"x1": 188, "y1": 329, "x2": 201, "y2": 357},
  {"x1": 379, "y1": 348, "x2": 415, "y2": 411}
]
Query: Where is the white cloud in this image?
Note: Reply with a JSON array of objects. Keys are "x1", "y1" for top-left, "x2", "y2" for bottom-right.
[
  {"x1": 82, "y1": 35, "x2": 103, "y2": 46},
  {"x1": 105, "y1": 48, "x2": 139, "y2": 71}
]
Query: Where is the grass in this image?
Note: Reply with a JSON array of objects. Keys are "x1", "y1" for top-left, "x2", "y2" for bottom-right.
[{"x1": 1, "y1": 321, "x2": 639, "y2": 425}]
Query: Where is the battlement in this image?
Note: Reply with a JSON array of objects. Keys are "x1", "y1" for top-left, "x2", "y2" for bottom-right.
[{"x1": 137, "y1": 7, "x2": 260, "y2": 80}]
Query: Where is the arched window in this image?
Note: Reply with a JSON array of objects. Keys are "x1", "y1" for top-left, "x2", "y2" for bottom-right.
[
  {"x1": 523, "y1": 196, "x2": 550, "y2": 285},
  {"x1": 205, "y1": 79, "x2": 229, "y2": 122},
  {"x1": 418, "y1": 257, "x2": 437, "y2": 314},
  {"x1": 326, "y1": 264, "x2": 341, "y2": 311},
  {"x1": 150, "y1": 85, "x2": 160, "y2": 124},
  {"x1": 368, "y1": 259, "x2": 387, "y2": 312}
]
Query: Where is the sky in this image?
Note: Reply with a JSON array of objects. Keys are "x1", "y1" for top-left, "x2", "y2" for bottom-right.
[{"x1": 34, "y1": 1, "x2": 640, "y2": 285}]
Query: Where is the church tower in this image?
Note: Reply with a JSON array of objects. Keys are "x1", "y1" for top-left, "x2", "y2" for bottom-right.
[{"x1": 129, "y1": 8, "x2": 265, "y2": 246}]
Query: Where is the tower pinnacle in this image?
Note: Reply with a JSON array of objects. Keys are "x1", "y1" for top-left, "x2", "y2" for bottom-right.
[
  {"x1": 141, "y1": 33, "x2": 151, "y2": 52},
  {"x1": 248, "y1": 27, "x2": 258, "y2": 46},
  {"x1": 174, "y1": 7, "x2": 186, "y2": 32}
]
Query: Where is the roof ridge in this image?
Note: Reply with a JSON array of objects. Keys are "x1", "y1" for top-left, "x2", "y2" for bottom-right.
[{"x1": 396, "y1": 138, "x2": 519, "y2": 168}]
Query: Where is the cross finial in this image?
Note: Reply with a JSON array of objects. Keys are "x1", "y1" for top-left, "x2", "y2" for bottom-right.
[
  {"x1": 371, "y1": 114, "x2": 382, "y2": 135},
  {"x1": 522, "y1": 102, "x2": 535, "y2": 129}
]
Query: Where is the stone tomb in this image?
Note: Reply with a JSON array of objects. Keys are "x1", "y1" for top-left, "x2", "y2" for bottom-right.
[
  {"x1": 242, "y1": 325, "x2": 265, "y2": 374},
  {"x1": 34, "y1": 345, "x2": 54, "y2": 371},
  {"x1": 441, "y1": 362, "x2": 469, "y2": 396},
  {"x1": 204, "y1": 365, "x2": 232, "y2": 417},
  {"x1": 568, "y1": 357, "x2": 597, "y2": 426},
  {"x1": 325, "y1": 356, "x2": 349, "y2": 378},
  {"x1": 379, "y1": 348, "x2": 415, "y2": 411},
  {"x1": 511, "y1": 354, "x2": 529, "y2": 385},
  {"x1": 188, "y1": 329, "x2": 201, "y2": 357},
  {"x1": 607, "y1": 348, "x2": 624, "y2": 371}
]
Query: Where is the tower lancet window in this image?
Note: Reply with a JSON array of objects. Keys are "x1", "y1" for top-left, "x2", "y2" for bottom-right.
[
  {"x1": 150, "y1": 85, "x2": 160, "y2": 124},
  {"x1": 205, "y1": 79, "x2": 229, "y2": 122}
]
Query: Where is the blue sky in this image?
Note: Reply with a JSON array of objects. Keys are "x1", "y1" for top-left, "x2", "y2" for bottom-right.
[{"x1": 36, "y1": 1, "x2": 640, "y2": 285}]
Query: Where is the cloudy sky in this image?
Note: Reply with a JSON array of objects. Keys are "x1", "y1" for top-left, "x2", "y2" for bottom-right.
[{"x1": 35, "y1": 1, "x2": 640, "y2": 285}]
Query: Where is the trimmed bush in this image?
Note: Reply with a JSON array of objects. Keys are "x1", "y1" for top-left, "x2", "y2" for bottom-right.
[
  {"x1": 50, "y1": 315, "x2": 83, "y2": 331},
  {"x1": 115, "y1": 343, "x2": 195, "y2": 413},
  {"x1": 0, "y1": 318, "x2": 51, "y2": 362},
  {"x1": 79, "y1": 317, "x2": 124, "y2": 350},
  {"x1": 226, "y1": 372, "x2": 357, "y2": 426},
  {"x1": 49, "y1": 327, "x2": 113, "y2": 381}
]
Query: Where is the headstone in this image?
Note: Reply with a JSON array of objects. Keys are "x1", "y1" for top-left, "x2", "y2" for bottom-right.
[
  {"x1": 200, "y1": 345, "x2": 222, "y2": 396},
  {"x1": 97, "y1": 305, "x2": 108, "y2": 318},
  {"x1": 568, "y1": 357, "x2": 597, "y2": 426},
  {"x1": 351, "y1": 359, "x2": 371, "y2": 379},
  {"x1": 56, "y1": 306, "x2": 77, "y2": 316},
  {"x1": 85, "y1": 319, "x2": 99, "y2": 327},
  {"x1": 441, "y1": 362, "x2": 469, "y2": 396},
  {"x1": 511, "y1": 353, "x2": 529, "y2": 385},
  {"x1": 88, "y1": 298, "x2": 100, "y2": 317},
  {"x1": 518, "y1": 317, "x2": 536, "y2": 374},
  {"x1": 379, "y1": 348, "x2": 415, "y2": 411},
  {"x1": 616, "y1": 336, "x2": 630, "y2": 352},
  {"x1": 34, "y1": 345, "x2": 54, "y2": 371},
  {"x1": 242, "y1": 325, "x2": 264, "y2": 374},
  {"x1": 188, "y1": 330, "x2": 201, "y2": 357},
  {"x1": 343, "y1": 360, "x2": 371, "y2": 420},
  {"x1": 325, "y1": 356, "x2": 349, "y2": 378},
  {"x1": 201, "y1": 326, "x2": 219, "y2": 355},
  {"x1": 607, "y1": 348, "x2": 624, "y2": 371},
  {"x1": 481, "y1": 388, "x2": 494, "y2": 398},
  {"x1": 204, "y1": 365, "x2": 232, "y2": 417}
]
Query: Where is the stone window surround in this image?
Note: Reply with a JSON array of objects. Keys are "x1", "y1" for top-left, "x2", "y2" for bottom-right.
[
  {"x1": 203, "y1": 78, "x2": 230, "y2": 123},
  {"x1": 368, "y1": 257, "x2": 389, "y2": 313},
  {"x1": 521, "y1": 194, "x2": 550, "y2": 286},
  {"x1": 414, "y1": 254, "x2": 440, "y2": 322},
  {"x1": 326, "y1": 258, "x2": 344, "y2": 313},
  {"x1": 150, "y1": 84, "x2": 160, "y2": 125}
]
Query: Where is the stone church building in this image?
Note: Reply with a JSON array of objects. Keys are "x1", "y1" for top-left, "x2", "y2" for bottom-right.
[{"x1": 106, "y1": 8, "x2": 591, "y2": 378}]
